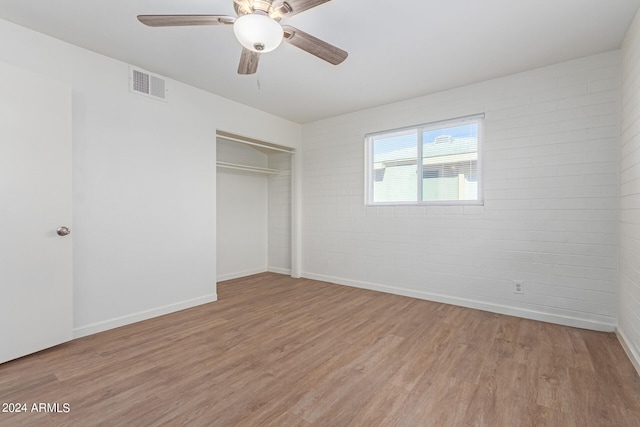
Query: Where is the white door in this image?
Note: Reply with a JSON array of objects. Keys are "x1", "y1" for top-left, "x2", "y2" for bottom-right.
[{"x1": 0, "y1": 61, "x2": 73, "y2": 364}]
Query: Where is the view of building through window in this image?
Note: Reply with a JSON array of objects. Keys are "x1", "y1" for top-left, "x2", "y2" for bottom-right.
[{"x1": 367, "y1": 115, "x2": 482, "y2": 204}]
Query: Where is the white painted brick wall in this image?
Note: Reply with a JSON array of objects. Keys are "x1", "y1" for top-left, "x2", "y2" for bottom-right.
[
  {"x1": 620, "y1": 10, "x2": 640, "y2": 369},
  {"x1": 301, "y1": 52, "x2": 620, "y2": 331}
]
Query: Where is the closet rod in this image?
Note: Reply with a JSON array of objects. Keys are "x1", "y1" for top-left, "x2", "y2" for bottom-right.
[
  {"x1": 216, "y1": 161, "x2": 279, "y2": 175},
  {"x1": 216, "y1": 130, "x2": 295, "y2": 154}
]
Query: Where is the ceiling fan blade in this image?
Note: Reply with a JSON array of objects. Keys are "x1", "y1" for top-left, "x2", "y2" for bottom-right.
[
  {"x1": 238, "y1": 48, "x2": 260, "y2": 74},
  {"x1": 272, "y1": 0, "x2": 331, "y2": 18},
  {"x1": 282, "y1": 25, "x2": 347, "y2": 65},
  {"x1": 137, "y1": 15, "x2": 235, "y2": 27}
]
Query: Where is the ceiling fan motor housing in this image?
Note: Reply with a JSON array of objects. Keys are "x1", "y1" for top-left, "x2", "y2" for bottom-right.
[{"x1": 233, "y1": 13, "x2": 284, "y2": 53}]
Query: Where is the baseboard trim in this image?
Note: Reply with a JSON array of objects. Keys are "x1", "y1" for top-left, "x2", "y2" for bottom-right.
[
  {"x1": 268, "y1": 266, "x2": 292, "y2": 276},
  {"x1": 73, "y1": 293, "x2": 218, "y2": 338},
  {"x1": 617, "y1": 328, "x2": 640, "y2": 376},
  {"x1": 217, "y1": 268, "x2": 267, "y2": 282},
  {"x1": 302, "y1": 273, "x2": 616, "y2": 333}
]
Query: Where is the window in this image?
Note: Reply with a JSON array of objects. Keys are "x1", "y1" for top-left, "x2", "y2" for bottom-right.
[{"x1": 366, "y1": 114, "x2": 483, "y2": 205}]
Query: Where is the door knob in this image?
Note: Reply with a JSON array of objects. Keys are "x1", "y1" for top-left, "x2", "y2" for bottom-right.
[{"x1": 56, "y1": 226, "x2": 71, "y2": 237}]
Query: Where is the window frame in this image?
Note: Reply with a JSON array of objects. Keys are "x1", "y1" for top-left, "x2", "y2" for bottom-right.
[{"x1": 365, "y1": 113, "x2": 484, "y2": 206}]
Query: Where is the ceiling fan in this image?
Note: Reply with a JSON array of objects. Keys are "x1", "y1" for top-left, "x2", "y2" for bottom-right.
[{"x1": 137, "y1": 0, "x2": 348, "y2": 75}]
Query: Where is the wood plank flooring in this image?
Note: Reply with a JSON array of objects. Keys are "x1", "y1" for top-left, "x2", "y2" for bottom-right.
[{"x1": 1, "y1": 272, "x2": 639, "y2": 426}]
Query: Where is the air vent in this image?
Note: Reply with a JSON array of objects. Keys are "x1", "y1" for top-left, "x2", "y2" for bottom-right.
[
  {"x1": 129, "y1": 66, "x2": 167, "y2": 101},
  {"x1": 434, "y1": 135, "x2": 453, "y2": 144}
]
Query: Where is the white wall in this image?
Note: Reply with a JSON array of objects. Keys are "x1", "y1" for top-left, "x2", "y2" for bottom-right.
[
  {"x1": 0, "y1": 18, "x2": 301, "y2": 336},
  {"x1": 620, "y1": 9, "x2": 640, "y2": 372},
  {"x1": 301, "y1": 52, "x2": 620, "y2": 331}
]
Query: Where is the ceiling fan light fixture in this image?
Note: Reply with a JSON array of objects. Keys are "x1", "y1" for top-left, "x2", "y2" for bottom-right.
[{"x1": 233, "y1": 13, "x2": 284, "y2": 53}]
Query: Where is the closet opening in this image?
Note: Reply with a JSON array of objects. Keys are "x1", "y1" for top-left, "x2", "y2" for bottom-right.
[{"x1": 215, "y1": 130, "x2": 296, "y2": 282}]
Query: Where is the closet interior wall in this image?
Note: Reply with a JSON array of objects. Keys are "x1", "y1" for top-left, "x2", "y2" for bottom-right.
[
  {"x1": 216, "y1": 137, "x2": 292, "y2": 281},
  {"x1": 267, "y1": 151, "x2": 292, "y2": 275}
]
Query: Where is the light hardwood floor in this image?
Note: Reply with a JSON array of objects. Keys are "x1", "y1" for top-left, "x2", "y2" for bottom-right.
[{"x1": 1, "y1": 272, "x2": 639, "y2": 426}]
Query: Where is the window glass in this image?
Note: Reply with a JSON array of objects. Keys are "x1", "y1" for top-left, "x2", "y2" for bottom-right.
[
  {"x1": 366, "y1": 115, "x2": 483, "y2": 205},
  {"x1": 422, "y1": 122, "x2": 478, "y2": 202},
  {"x1": 371, "y1": 130, "x2": 417, "y2": 203}
]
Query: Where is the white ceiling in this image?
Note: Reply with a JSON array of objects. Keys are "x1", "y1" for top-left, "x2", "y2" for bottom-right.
[{"x1": 1, "y1": 0, "x2": 639, "y2": 123}]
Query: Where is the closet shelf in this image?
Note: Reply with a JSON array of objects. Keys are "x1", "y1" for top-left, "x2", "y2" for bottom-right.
[{"x1": 216, "y1": 161, "x2": 279, "y2": 175}]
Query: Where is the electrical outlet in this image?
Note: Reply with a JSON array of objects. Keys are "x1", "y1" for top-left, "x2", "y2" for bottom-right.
[{"x1": 513, "y1": 280, "x2": 524, "y2": 294}]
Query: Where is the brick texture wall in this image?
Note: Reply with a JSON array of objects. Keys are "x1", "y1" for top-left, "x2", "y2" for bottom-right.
[
  {"x1": 301, "y1": 52, "x2": 620, "y2": 331},
  {"x1": 620, "y1": 10, "x2": 640, "y2": 369}
]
